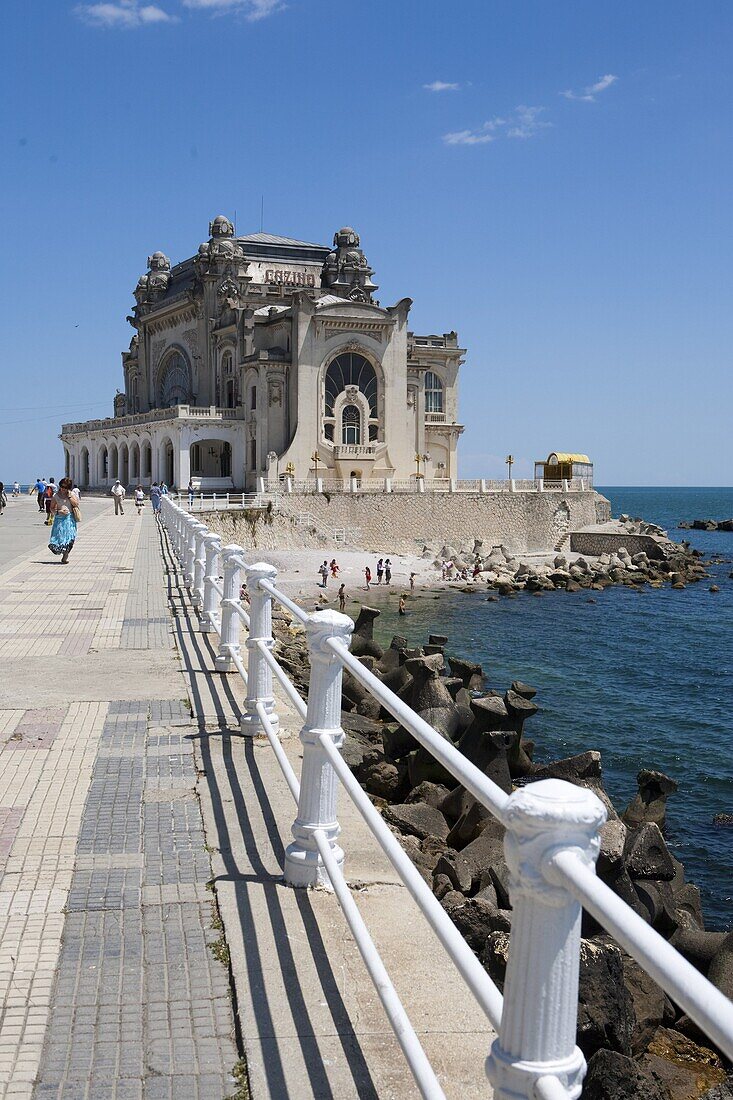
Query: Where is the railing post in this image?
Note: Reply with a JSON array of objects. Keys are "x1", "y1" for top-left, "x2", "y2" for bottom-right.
[
  {"x1": 240, "y1": 562, "x2": 279, "y2": 736},
  {"x1": 538, "y1": 478, "x2": 544, "y2": 493},
  {"x1": 284, "y1": 610, "x2": 354, "y2": 888},
  {"x1": 562, "y1": 479, "x2": 569, "y2": 493},
  {"x1": 214, "y1": 545, "x2": 243, "y2": 672},
  {"x1": 486, "y1": 779, "x2": 606, "y2": 1100},
  {"x1": 185, "y1": 518, "x2": 201, "y2": 586},
  {"x1": 384, "y1": 477, "x2": 392, "y2": 493},
  {"x1": 192, "y1": 523, "x2": 208, "y2": 608},
  {"x1": 480, "y1": 479, "x2": 487, "y2": 493},
  {"x1": 200, "y1": 534, "x2": 221, "y2": 633}
]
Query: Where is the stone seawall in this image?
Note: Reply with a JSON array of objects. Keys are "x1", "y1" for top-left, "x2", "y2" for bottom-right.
[
  {"x1": 570, "y1": 530, "x2": 667, "y2": 560},
  {"x1": 271, "y1": 490, "x2": 608, "y2": 555}
]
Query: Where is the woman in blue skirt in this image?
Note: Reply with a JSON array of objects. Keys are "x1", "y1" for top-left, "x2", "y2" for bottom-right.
[{"x1": 48, "y1": 477, "x2": 80, "y2": 564}]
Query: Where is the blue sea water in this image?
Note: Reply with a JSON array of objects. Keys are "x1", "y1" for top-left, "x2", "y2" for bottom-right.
[{"x1": 372, "y1": 487, "x2": 733, "y2": 929}]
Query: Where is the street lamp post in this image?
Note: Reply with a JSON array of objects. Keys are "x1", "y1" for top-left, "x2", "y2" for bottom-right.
[
  {"x1": 505, "y1": 454, "x2": 514, "y2": 481},
  {"x1": 414, "y1": 452, "x2": 430, "y2": 479}
]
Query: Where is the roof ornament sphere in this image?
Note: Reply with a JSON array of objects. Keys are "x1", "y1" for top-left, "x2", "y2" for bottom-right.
[
  {"x1": 209, "y1": 214, "x2": 235, "y2": 238},
  {"x1": 147, "y1": 251, "x2": 171, "y2": 272},
  {"x1": 334, "y1": 226, "x2": 360, "y2": 248}
]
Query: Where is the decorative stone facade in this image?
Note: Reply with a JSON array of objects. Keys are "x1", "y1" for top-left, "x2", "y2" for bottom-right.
[{"x1": 60, "y1": 220, "x2": 465, "y2": 491}]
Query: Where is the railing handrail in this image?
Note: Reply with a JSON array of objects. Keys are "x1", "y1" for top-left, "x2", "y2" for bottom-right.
[{"x1": 159, "y1": 496, "x2": 733, "y2": 1100}]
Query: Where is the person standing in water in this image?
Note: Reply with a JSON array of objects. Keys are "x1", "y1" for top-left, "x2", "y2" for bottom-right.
[{"x1": 48, "y1": 478, "x2": 80, "y2": 565}]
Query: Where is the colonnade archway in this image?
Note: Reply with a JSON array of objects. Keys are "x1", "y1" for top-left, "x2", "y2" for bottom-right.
[
  {"x1": 161, "y1": 438, "x2": 174, "y2": 488},
  {"x1": 80, "y1": 448, "x2": 90, "y2": 489},
  {"x1": 98, "y1": 446, "x2": 108, "y2": 483},
  {"x1": 119, "y1": 443, "x2": 129, "y2": 487}
]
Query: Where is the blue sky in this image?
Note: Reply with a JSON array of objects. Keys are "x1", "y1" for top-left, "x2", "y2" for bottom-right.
[{"x1": 1, "y1": 0, "x2": 731, "y2": 485}]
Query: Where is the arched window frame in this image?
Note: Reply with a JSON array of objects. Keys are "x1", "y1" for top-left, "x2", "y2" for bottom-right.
[
  {"x1": 424, "y1": 370, "x2": 444, "y2": 414},
  {"x1": 157, "y1": 348, "x2": 192, "y2": 408},
  {"x1": 341, "y1": 404, "x2": 361, "y2": 445},
  {"x1": 322, "y1": 349, "x2": 381, "y2": 446}
]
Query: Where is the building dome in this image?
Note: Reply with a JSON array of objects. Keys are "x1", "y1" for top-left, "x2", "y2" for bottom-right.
[
  {"x1": 209, "y1": 215, "x2": 234, "y2": 238},
  {"x1": 334, "y1": 226, "x2": 360, "y2": 248}
]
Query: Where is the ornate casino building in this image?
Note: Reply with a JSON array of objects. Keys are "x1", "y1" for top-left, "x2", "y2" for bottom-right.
[{"x1": 60, "y1": 217, "x2": 465, "y2": 491}]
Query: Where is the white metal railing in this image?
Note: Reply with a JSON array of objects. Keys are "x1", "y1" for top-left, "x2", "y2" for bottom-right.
[
  {"x1": 160, "y1": 495, "x2": 733, "y2": 1100},
  {"x1": 259, "y1": 476, "x2": 590, "y2": 496},
  {"x1": 174, "y1": 492, "x2": 271, "y2": 512}
]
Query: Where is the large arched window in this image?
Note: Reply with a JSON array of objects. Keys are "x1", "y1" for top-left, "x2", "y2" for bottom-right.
[
  {"x1": 158, "y1": 351, "x2": 191, "y2": 408},
  {"x1": 425, "y1": 371, "x2": 444, "y2": 414},
  {"x1": 341, "y1": 405, "x2": 361, "y2": 445},
  {"x1": 324, "y1": 352, "x2": 379, "y2": 444}
]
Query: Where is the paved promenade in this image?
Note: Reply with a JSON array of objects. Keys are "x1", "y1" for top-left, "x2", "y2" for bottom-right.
[
  {"x1": 0, "y1": 495, "x2": 494, "y2": 1099},
  {"x1": 0, "y1": 498, "x2": 238, "y2": 1098}
]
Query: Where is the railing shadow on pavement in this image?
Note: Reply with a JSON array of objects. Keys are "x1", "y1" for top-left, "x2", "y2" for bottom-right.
[
  {"x1": 157, "y1": 496, "x2": 733, "y2": 1100},
  {"x1": 156, "y1": 522, "x2": 380, "y2": 1100}
]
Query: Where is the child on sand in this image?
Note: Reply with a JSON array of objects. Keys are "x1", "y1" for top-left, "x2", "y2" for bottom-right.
[
  {"x1": 364, "y1": 566, "x2": 371, "y2": 590},
  {"x1": 409, "y1": 572, "x2": 416, "y2": 593}
]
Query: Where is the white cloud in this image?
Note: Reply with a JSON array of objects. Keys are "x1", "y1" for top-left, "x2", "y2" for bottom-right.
[
  {"x1": 181, "y1": 0, "x2": 286, "y2": 17},
  {"x1": 424, "y1": 81, "x2": 460, "y2": 93},
  {"x1": 75, "y1": 0, "x2": 175, "y2": 26},
  {"x1": 443, "y1": 105, "x2": 549, "y2": 147},
  {"x1": 561, "y1": 73, "x2": 618, "y2": 102}
]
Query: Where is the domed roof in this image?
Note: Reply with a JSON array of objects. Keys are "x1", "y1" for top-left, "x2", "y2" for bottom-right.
[
  {"x1": 333, "y1": 226, "x2": 360, "y2": 248},
  {"x1": 210, "y1": 214, "x2": 234, "y2": 237}
]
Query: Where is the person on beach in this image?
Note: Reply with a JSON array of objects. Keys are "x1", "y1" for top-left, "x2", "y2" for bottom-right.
[
  {"x1": 319, "y1": 561, "x2": 329, "y2": 587},
  {"x1": 12, "y1": 482, "x2": 19, "y2": 498},
  {"x1": 187, "y1": 480, "x2": 195, "y2": 507},
  {"x1": 410, "y1": 572, "x2": 416, "y2": 593},
  {"x1": 34, "y1": 478, "x2": 46, "y2": 511},
  {"x1": 48, "y1": 478, "x2": 80, "y2": 565},
  {"x1": 0, "y1": 484, "x2": 5, "y2": 516},
  {"x1": 384, "y1": 559, "x2": 392, "y2": 585},
  {"x1": 330, "y1": 559, "x2": 340, "y2": 579},
  {"x1": 149, "y1": 482, "x2": 163, "y2": 519},
  {"x1": 338, "y1": 583, "x2": 346, "y2": 612},
  {"x1": 364, "y1": 565, "x2": 371, "y2": 590},
  {"x1": 111, "y1": 479, "x2": 126, "y2": 515},
  {"x1": 43, "y1": 479, "x2": 56, "y2": 526},
  {"x1": 376, "y1": 558, "x2": 384, "y2": 584},
  {"x1": 134, "y1": 485, "x2": 145, "y2": 515},
  {"x1": 398, "y1": 596, "x2": 407, "y2": 615}
]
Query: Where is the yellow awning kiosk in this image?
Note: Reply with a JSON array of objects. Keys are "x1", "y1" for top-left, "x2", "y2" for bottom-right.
[{"x1": 534, "y1": 452, "x2": 593, "y2": 486}]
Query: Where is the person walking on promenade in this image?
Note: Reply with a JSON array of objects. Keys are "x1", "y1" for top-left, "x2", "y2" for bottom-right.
[
  {"x1": 34, "y1": 478, "x2": 46, "y2": 511},
  {"x1": 384, "y1": 558, "x2": 392, "y2": 585},
  {"x1": 48, "y1": 478, "x2": 80, "y2": 565},
  {"x1": 134, "y1": 485, "x2": 145, "y2": 515},
  {"x1": 0, "y1": 484, "x2": 6, "y2": 516},
  {"x1": 364, "y1": 565, "x2": 371, "y2": 591},
  {"x1": 43, "y1": 479, "x2": 56, "y2": 526},
  {"x1": 111, "y1": 479, "x2": 126, "y2": 515},
  {"x1": 376, "y1": 558, "x2": 384, "y2": 584},
  {"x1": 410, "y1": 572, "x2": 416, "y2": 593},
  {"x1": 319, "y1": 561, "x2": 329, "y2": 588},
  {"x1": 12, "y1": 482, "x2": 19, "y2": 498},
  {"x1": 149, "y1": 482, "x2": 163, "y2": 520},
  {"x1": 338, "y1": 583, "x2": 346, "y2": 612},
  {"x1": 187, "y1": 480, "x2": 195, "y2": 507}
]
